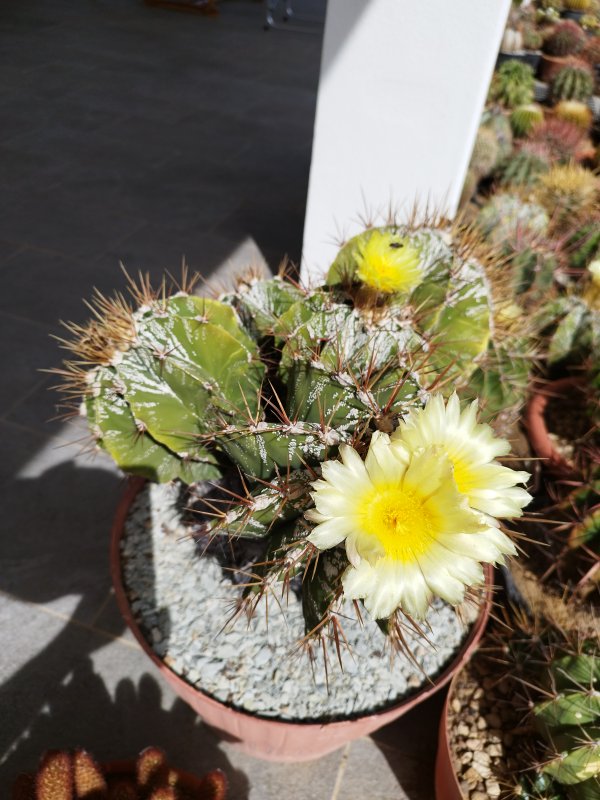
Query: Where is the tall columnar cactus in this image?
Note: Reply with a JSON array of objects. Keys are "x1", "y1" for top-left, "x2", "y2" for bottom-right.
[
  {"x1": 551, "y1": 61, "x2": 595, "y2": 102},
  {"x1": 543, "y1": 20, "x2": 587, "y2": 56},
  {"x1": 489, "y1": 59, "x2": 536, "y2": 108}
]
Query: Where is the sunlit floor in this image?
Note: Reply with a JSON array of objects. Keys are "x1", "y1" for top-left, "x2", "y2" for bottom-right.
[{"x1": 0, "y1": 2, "x2": 439, "y2": 797}]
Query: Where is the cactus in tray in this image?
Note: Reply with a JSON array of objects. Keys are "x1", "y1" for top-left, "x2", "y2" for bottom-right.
[
  {"x1": 511, "y1": 103, "x2": 545, "y2": 136},
  {"x1": 536, "y1": 163, "x2": 598, "y2": 229},
  {"x1": 481, "y1": 108, "x2": 514, "y2": 165},
  {"x1": 555, "y1": 99, "x2": 594, "y2": 129},
  {"x1": 12, "y1": 747, "x2": 227, "y2": 800},
  {"x1": 551, "y1": 61, "x2": 595, "y2": 101},
  {"x1": 55, "y1": 220, "x2": 535, "y2": 641},
  {"x1": 500, "y1": 148, "x2": 550, "y2": 188},
  {"x1": 489, "y1": 59, "x2": 536, "y2": 108},
  {"x1": 543, "y1": 19, "x2": 587, "y2": 56}
]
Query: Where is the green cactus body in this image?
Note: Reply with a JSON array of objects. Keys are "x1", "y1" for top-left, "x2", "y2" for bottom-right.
[
  {"x1": 532, "y1": 651, "x2": 600, "y2": 799},
  {"x1": 481, "y1": 108, "x2": 514, "y2": 165},
  {"x1": 489, "y1": 59, "x2": 536, "y2": 108},
  {"x1": 500, "y1": 150, "x2": 550, "y2": 189},
  {"x1": 470, "y1": 126, "x2": 500, "y2": 177},
  {"x1": 511, "y1": 103, "x2": 545, "y2": 137},
  {"x1": 477, "y1": 194, "x2": 549, "y2": 248},
  {"x1": 551, "y1": 64, "x2": 595, "y2": 102}
]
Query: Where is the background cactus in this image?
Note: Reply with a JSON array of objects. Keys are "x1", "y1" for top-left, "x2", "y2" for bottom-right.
[
  {"x1": 469, "y1": 125, "x2": 500, "y2": 178},
  {"x1": 511, "y1": 102, "x2": 545, "y2": 136},
  {"x1": 481, "y1": 108, "x2": 514, "y2": 165},
  {"x1": 527, "y1": 117, "x2": 588, "y2": 163},
  {"x1": 551, "y1": 61, "x2": 595, "y2": 101},
  {"x1": 499, "y1": 148, "x2": 550, "y2": 188},
  {"x1": 489, "y1": 59, "x2": 536, "y2": 108},
  {"x1": 12, "y1": 747, "x2": 227, "y2": 800},
  {"x1": 543, "y1": 20, "x2": 587, "y2": 56},
  {"x1": 554, "y1": 99, "x2": 594, "y2": 129},
  {"x1": 563, "y1": 0, "x2": 594, "y2": 10},
  {"x1": 536, "y1": 163, "x2": 598, "y2": 229},
  {"x1": 581, "y1": 34, "x2": 600, "y2": 65}
]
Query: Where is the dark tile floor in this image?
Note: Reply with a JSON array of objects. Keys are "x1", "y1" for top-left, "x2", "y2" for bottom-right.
[{"x1": 0, "y1": 2, "x2": 439, "y2": 797}]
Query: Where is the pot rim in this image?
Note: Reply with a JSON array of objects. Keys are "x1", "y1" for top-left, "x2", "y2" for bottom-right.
[{"x1": 111, "y1": 478, "x2": 494, "y2": 733}]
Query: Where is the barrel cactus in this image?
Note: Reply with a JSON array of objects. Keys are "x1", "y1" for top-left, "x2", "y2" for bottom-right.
[
  {"x1": 554, "y1": 99, "x2": 594, "y2": 129},
  {"x1": 536, "y1": 163, "x2": 598, "y2": 230},
  {"x1": 481, "y1": 108, "x2": 514, "y2": 165},
  {"x1": 527, "y1": 118, "x2": 588, "y2": 164},
  {"x1": 563, "y1": 0, "x2": 594, "y2": 10},
  {"x1": 500, "y1": 148, "x2": 550, "y2": 188},
  {"x1": 55, "y1": 220, "x2": 534, "y2": 643},
  {"x1": 551, "y1": 61, "x2": 595, "y2": 102},
  {"x1": 510, "y1": 103, "x2": 545, "y2": 137},
  {"x1": 543, "y1": 20, "x2": 587, "y2": 56},
  {"x1": 489, "y1": 59, "x2": 536, "y2": 108},
  {"x1": 469, "y1": 125, "x2": 500, "y2": 178}
]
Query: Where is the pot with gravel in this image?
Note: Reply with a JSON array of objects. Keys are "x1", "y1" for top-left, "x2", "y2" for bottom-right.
[
  {"x1": 54, "y1": 219, "x2": 536, "y2": 761},
  {"x1": 435, "y1": 607, "x2": 600, "y2": 800}
]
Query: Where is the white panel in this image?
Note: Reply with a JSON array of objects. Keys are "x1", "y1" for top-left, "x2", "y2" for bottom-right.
[{"x1": 302, "y1": 0, "x2": 510, "y2": 279}]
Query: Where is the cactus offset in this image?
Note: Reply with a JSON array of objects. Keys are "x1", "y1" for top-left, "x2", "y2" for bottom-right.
[{"x1": 551, "y1": 61, "x2": 595, "y2": 101}]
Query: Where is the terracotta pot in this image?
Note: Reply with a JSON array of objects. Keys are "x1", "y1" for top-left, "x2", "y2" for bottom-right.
[
  {"x1": 104, "y1": 760, "x2": 227, "y2": 799},
  {"x1": 524, "y1": 376, "x2": 586, "y2": 479},
  {"x1": 538, "y1": 52, "x2": 569, "y2": 82},
  {"x1": 434, "y1": 673, "x2": 464, "y2": 800},
  {"x1": 111, "y1": 480, "x2": 494, "y2": 763}
]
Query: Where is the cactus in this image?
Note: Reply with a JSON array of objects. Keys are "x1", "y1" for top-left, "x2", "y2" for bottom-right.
[
  {"x1": 511, "y1": 103, "x2": 545, "y2": 136},
  {"x1": 581, "y1": 15, "x2": 600, "y2": 34},
  {"x1": 469, "y1": 125, "x2": 500, "y2": 177},
  {"x1": 481, "y1": 108, "x2": 514, "y2": 165},
  {"x1": 499, "y1": 148, "x2": 550, "y2": 188},
  {"x1": 502, "y1": 27, "x2": 524, "y2": 53},
  {"x1": 536, "y1": 163, "x2": 598, "y2": 228},
  {"x1": 489, "y1": 59, "x2": 536, "y2": 108},
  {"x1": 531, "y1": 647, "x2": 600, "y2": 799},
  {"x1": 581, "y1": 34, "x2": 600, "y2": 65},
  {"x1": 566, "y1": 220, "x2": 600, "y2": 270},
  {"x1": 55, "y1": 220, "x2": 536, "y2": 641},
  {"x1": 538, "y1": 260, "x2": 600, "y2": 364},
  {"x1": 523, "y1": 26, "x2": 544, "y2": 51},
  {"x1": 554, "y1": 99, "x2": 594, "y2": 129},
  {"x1": 527, "y1": 117, "x2": 587, "y2": 163},
  {"x1": 477, "y1": 193, "x2": 550, "y2": 246},
  {"x1": 563, "y1": 0, "x2": 594, "y2": 10},
  {"x1": 543, "y1": 20, "x2": 587, "y2": 56},
  {"x1": 551, "y1": 61, "x2": 595, "y2": 101},
  {"x1": 12, "y1": 747, "x2": 228, "y2": 800}
]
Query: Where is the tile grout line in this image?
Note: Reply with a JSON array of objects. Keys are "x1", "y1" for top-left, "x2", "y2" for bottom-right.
[
  {"x1": 0, "y1": 588, "x2": 140, "y2": 650},
  {"x1": 89, "y1": 587, "x2": 115, "y2": 627},
  {"x1": 329, "y1": 741, "x2": 352, "y2": 800}
]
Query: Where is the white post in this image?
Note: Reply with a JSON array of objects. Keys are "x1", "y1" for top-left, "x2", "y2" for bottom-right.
[{"x1": 301, "y1": 0, "x2": 511, "y2": 279}]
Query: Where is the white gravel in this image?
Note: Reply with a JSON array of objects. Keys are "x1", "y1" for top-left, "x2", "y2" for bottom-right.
[{"x1": 121, "y1": 483, "x2": 476, "y2": 722}]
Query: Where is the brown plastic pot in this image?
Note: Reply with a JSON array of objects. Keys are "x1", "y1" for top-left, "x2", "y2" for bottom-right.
[
  {"x1": 524, "y1": 376, "x2": 586, "y2": 479},
  {"x1": 104, "y1": 760, "x2": 227, "y2": 799},
  {"x1": 111, "y1": 479, "x2": 494, "y2": 763}
]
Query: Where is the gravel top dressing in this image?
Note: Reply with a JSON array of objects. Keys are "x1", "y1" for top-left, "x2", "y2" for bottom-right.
[{"x1": 121, "y1": 483, "x2": 477, "y2": 722}]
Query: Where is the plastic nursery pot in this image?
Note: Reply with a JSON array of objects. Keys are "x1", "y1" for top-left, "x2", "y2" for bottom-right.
[
  {"x1": 524, "y1": 376, "x2": 587, "y2": 480},
  {"x1": 497, "y1": 50, "x2": 541, "y2": 71},
  {"x1": 111, "y1": 480, "x2": 494, "y2": 763},
  {"x1": 104, "y1": 760, "x2": 228, "y2": 800}
]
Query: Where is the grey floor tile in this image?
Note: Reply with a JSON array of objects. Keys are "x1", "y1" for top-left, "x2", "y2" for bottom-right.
[{"x1": 0, "y1": 314, "x2": 61, "y2": 418}]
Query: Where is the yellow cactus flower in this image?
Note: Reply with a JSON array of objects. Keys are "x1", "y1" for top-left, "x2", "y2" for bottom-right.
[
  {"x1": 355, "y1": 230, "x2": 423, "y2": 294},
  {"x1": 391, "y1": 393, "x2": 532, "y2": 519},
  {"x1": 306, "y1": 397, "x2": 528, "y2": 620}
]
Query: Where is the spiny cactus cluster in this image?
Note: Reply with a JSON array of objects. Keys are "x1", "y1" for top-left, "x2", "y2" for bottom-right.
[
  {"x1": 489, "y1": 59, "x2": 536, "y2": 108},
  {"x1": 529, "y1": 647, "x2": 600, "y2": 799},
  {"x1": 12, "y1": 747, "x2": 227, "y2": 800},
  {"x1": 543, "y1": 19, "x2": 587, "y2": 56},
  {"x1": 55, "y1": 220, "x2": 535, "y2": 641},
  {"x1": 551, "y1": 61, "x2": 595, "y2": 101}
]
